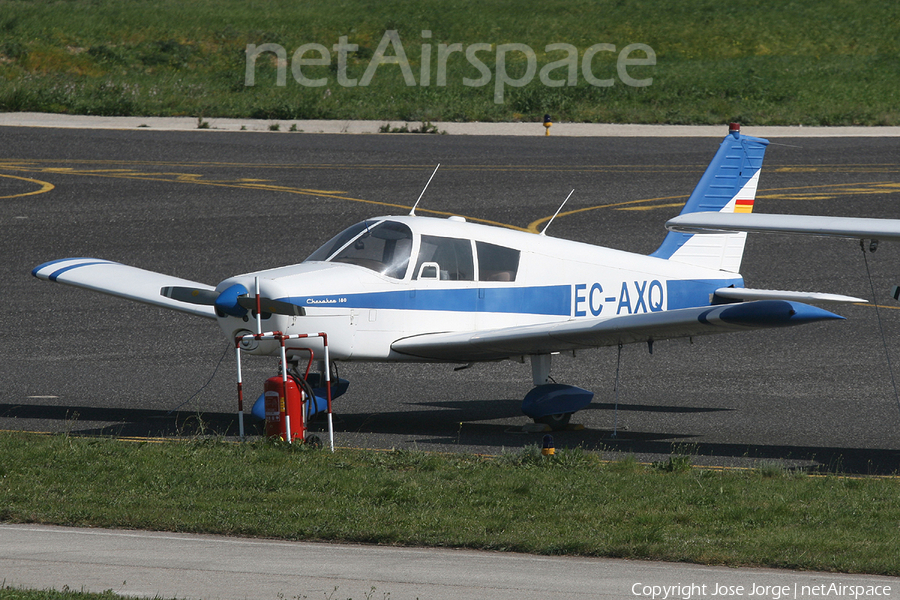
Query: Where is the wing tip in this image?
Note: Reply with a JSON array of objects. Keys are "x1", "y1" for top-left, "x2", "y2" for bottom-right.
[
  {"x1": 718, "y1": 300, "x2": 843, "y2": 328},
  {"x1": 32, "y1": 258, "x2": 118, "y2": 281}
]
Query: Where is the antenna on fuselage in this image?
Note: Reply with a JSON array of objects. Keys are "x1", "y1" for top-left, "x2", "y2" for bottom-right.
[
  {"x1": 540, "y1": 189, "x2": 575, "y2": 236},
  {"x1": 409, "y1": 163, "x2": 440, "y2": 216}
]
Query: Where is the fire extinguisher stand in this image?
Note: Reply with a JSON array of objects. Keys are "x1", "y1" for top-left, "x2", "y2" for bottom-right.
[{"x1": 234, "y1": 330, "x2": 334, "y2": 452}]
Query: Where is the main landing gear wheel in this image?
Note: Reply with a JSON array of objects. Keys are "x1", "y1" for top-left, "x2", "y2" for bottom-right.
[{"x1": 534, "y1": 412, "x2": 572, "y2": 430}]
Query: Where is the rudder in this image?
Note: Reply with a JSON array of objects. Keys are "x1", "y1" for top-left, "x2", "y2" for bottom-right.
[{"x1": 650, "y1": 124, "x2": 769, "y2": 272}]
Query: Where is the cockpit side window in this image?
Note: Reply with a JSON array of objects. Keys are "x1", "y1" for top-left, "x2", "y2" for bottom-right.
[
  {"x1": 413, "y1": 235, "x2": 474, "y2": 281},
  {"x1": 304, "y1": 220, "x2": 413, "y2": 279},
  {"x1": 476, "y1": 241, "x2": 520, "y2": 282}
]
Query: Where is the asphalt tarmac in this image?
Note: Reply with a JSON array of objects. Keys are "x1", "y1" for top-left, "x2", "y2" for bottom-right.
[{"x1": 3, "y1": 123, "x2": 900, "y2": 472}]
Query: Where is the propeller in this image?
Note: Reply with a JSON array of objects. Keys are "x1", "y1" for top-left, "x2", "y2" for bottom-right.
[
  {"x1": 161, "y1": 286, "x2": 218, "y2": 305},
  {"x1": 160, "y1": 284, "x2": 306, "y2": 317},
  {"x1": 236, "y1": 295, "x2": 306, "y2": 316}
]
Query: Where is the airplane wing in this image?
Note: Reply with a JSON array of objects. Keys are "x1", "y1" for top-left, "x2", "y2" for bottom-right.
[
  {"x1": 32, "y1": 258, "x2": 217, "y2": 318},
  {"x1": 391, "y1": 300, "x2": 843, "y2": 362},
  {"x1": 666, "y1": 212, "x2": 900, "y2": 241}
]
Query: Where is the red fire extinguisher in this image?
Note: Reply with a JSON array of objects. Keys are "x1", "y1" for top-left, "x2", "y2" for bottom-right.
[{"x1": 263, "y1": 376, "x2": 305, "y2": 442}]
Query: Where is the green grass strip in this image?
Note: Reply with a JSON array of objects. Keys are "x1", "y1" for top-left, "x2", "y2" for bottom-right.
[
  {"x1": 0, "y1": 0, "x2": 898, "y2": 125},
  {"x1": 1, "y1": 432, "x2": 898, "y2": 575}
]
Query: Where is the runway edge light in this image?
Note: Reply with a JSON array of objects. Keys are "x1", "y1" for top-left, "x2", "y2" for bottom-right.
[{"x1": 542, "y1": 434, "x2": 555, "y2": 456}]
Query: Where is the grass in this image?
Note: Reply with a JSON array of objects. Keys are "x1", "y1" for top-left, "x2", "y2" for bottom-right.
[
  {"x1": 1, "y1": 432, "x2": 899, "y2": 576},
  {"x1": 0, "y1": 0, "x2": 898, "y2": 125}
]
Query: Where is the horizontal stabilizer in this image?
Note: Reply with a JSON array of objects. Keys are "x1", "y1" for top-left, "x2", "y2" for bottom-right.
[
  {"x1": 714, "y1": 287, "x2": 866, "y2": 304},
  {"x1": 32, "y1": 258, "x2": 217, "y2": 318},
  {"x1": 391, "y1": 300, "x2": 843, "y2": 362},
  {"x1": 667, "y1": 212, "x2": 900, "y2": 241}
]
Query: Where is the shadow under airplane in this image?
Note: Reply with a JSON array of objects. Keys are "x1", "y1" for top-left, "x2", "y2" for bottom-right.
[{"x1": 2, "y1": 402, "x2": 898, "y2": 475}]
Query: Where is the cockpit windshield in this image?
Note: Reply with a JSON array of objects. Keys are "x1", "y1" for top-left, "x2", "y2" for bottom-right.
[{"x1": 304, "y1": 220, "x2": 413, "y2": 279}]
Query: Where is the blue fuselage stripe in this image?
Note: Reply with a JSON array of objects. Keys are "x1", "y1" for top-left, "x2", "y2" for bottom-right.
[
  {"x1": 299, "y1": 285, "x2": 572, "y2": 316},
  {"x1": 295, "y1": 279, "x2": 742, "y2": 316},
  {"x1": 667, "y1": 278, "x2": 743, "y2": 309}
]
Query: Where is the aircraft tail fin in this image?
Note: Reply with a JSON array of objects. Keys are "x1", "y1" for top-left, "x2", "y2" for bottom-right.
[{"x1": 650, "y1": 124, "x2": 769, "y2": 272}]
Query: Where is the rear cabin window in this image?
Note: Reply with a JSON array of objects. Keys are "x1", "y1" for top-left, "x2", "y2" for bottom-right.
[
  {"x1": 304, "y1": 220, "x2": 413, "y2": 279},
  {"x1": 414, "y1": 235, "x2": 474, "y2": 281},
  {"x1": 476, "y1": 241, "x2": 520, "y2": 282}
]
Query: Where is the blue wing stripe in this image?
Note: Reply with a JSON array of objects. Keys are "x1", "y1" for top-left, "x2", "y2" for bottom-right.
[
  {"x1": 31, "y1": 257, "x2": 95, "y2": 278},
  {"x1": 46, "y1": 260, "x2": 119, "y2": 282}
]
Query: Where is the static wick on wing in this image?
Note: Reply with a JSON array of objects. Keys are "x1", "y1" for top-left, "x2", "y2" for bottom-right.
[
  {"x1": 409, "y1": 163, "x2": 440, "y2": 216},
  {"x1": 540, "y1": 189, "x2": 575, "y2": 236}
]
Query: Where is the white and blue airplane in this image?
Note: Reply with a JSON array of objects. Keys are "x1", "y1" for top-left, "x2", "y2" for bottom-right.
[{"x1": 32, "y1": 124, "x2": 866, "y2": 429}]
